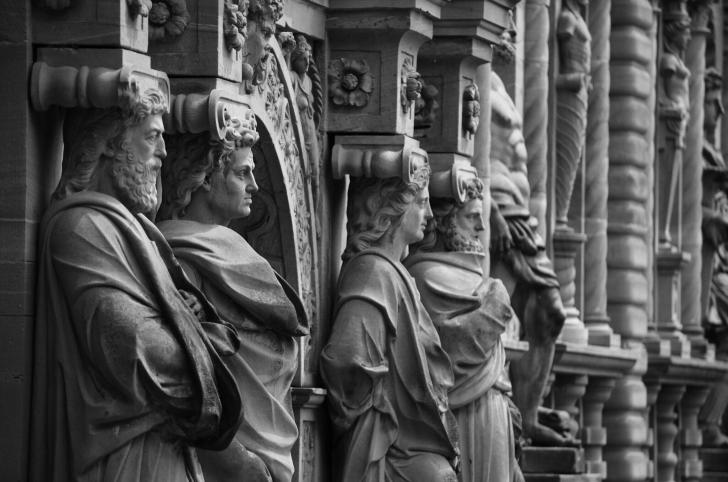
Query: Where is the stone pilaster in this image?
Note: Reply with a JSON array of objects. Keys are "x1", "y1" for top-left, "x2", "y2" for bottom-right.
[
  {"x1": 585, "y1": 0, "x2": 617, "y2": 347},
  {"x1": 524, "y1": 0, "x2": 551, "y2": 239},
  {"x1": 603, "y1": 0, "x2": 655, "y2": 479},
  {"x1": 682, "y1": 0, "x2": 712, "y2": 355}
]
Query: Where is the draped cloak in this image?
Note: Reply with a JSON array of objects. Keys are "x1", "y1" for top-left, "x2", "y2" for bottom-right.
[
  {"x1": 405, "y1": 251, "x2": 519, "y2": 482},
  {"x1": 320, "y1": 249, "x2": 458, "y2": 482},
  {"x1": 30, "y1": 192, "x2": 242, "y2": 482},
  {"x1": 157, "y1": 220, "x2": 308, "y2": 482}
]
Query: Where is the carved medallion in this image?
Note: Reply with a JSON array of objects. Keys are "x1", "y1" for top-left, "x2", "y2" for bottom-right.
[
  {"x1": 149, "y1": 0, "x2": 190, "y2": 41},
  {"x1": 328, "y1": 58, "x2": 374, "y2": 108}
]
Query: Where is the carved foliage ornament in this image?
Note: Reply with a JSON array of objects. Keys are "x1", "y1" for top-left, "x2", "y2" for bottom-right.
[
  {"x1": 224, "y1": 0, "x2": 249, "y2": 52},
  {"x1": 462, "y1": 84, "x2": 480, "y2": 138},
  {"x1": 248, "y1": 0, "x2": 284, "y2": 38},
  {"x1": 414, "y1": 80, "x2": 439, "y2": 131},
  {"x1": 149, "y1": 0, "x2": 190, "y2": 41},
  {"x1": 494, "y1": 8, "x2": 517, "y2": 64},
  {"x1": 328, "y1": 58, "x2": 374, "y2": 108},
  {"x1": 401, "y1": 57, "x2": 422, "y2": 113}
]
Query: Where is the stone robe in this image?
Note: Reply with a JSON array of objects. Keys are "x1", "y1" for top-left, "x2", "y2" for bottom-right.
[
  {"x1": 30, "y1": 192, "x2": 242, "y2": 482},
  {"x1": 320, "y1": 249, "x2": 458, "y2": 482},
  {"x1": 157, "y1": 220, "x2": 308, "y2": 482},
  {"x1": 405, "y1": 251, "x2": 519, "y2": 482}
]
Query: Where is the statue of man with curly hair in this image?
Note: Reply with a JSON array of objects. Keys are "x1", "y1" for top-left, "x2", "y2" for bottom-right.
[
  {"x1": 320, "y1": 163, "x2": 459, "y2": 482},
  {"x1": 31, "y1": 88, "x2": 241, "y2": 482},
  {"x1": 158, "y1": 111, "x2": 308, "y2": 482}
]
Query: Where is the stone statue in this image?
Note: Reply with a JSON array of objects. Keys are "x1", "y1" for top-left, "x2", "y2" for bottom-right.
[
  {"x1": 554, "y1": 0, "x2": 591, "y2": 229},
  {"x1": 658, "y1": 4, "x2": 691, "y2": 245},
  {"x1": 289, "y1": 34, "x2": 321, "y2": 217},
  {"x1": 320, "y1": 162, "x2": 459, "y2": 481},
  {"x1": 30, "y1": 88, "x2": 242, "y2": 481},
  {"x1": 406, "y1": 172, "x2": 524, "y2": 482},
  {"x1": 700, "y1": 68, "x2": 728, "y2": 447},
  {"x1": 158, "y1": 111, "x2": 308, "y2": 482},
  {"x1": 489, "y1": 72, "x2": 570, "y2": 446}
]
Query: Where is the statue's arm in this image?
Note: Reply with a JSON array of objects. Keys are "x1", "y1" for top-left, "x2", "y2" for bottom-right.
[
  {"x1": 321, "y1": 298, "x2": 398, "y2": 480},
  {"x1": 49, "y1": 211, "x2": 198, "y2": 415}
]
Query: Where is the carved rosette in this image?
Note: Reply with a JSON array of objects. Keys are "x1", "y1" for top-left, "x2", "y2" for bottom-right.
[
  {"x1": 148, "y1": 0, "x2": 190, "y2": 41},
  {"x1": 400, "y1": 57, "x2": 422, "y2": 114},
  {"x1": 328, "y1": 58, "x2": 374, "y2": 108},
  {"x1": 462, "y1": 84, "x2": 480, "y2": 139}
]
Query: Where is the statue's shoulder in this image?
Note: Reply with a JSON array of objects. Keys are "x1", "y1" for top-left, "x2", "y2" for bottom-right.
[{"x1": 338, "y1": 250, "x2": 405, "y2": 298}]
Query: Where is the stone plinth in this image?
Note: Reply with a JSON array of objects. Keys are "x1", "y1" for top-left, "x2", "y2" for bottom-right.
[
  {"x1": 292, "y1": 387, "x2": 328, "y2": 482},
  {"x1": 554, "y1": 228, "x2": 589, "y2": 345},
  {"x1": 33, "y1": 0, "x2": 149, "y2": 52},
  {"x1": 149, "y1": 0, "x2": 242, "y2": 82}
]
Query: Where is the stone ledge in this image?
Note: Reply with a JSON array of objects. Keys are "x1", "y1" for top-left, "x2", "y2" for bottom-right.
[
  {"x1": 646, "y1": 354, "x2": 728, "y2": 386},
  {"x1": 521, "y1": 447, "x2": 584, "y2": 474},
  {"x1": 552, "y1": 342, "x2": 638, "y2": 378}
]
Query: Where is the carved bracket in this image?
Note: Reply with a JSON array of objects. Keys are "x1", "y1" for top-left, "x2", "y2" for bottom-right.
[
  {"x1": 165, "y1": 89, "x2": 254, "y2": 141},
  {"x1": 332, "y1": 135, "x2": 429, "y2": 183},
  {"x1": 30, "y1": 62, "x2": 170, "y2": 112},
  {"x1": 429, "y1": 162, "x2": 479, "y2": 202}
]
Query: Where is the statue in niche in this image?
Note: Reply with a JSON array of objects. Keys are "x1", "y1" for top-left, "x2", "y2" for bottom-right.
[
  {"x1": 405, "y1": 173, "x2": 525, "y2": 482},
  {"x1": 489, "y1": 72, "x2": 571, "y2": 446},
  {"x1": 158, "y1": 111, "x2": 308, "y2": 482},
  {"x1": 30, "y1": 88, "x2": 242, "y2": 481},
  {"x1": 289, "y1": 34, "x2": 322, "y2": 222},
  {"x1": 554, "y1": 0, "x2": 591, "y2": 229},
  {"x1": 658, "y1": 4, "x2": 692, "y2": 245},
  {"x1": 320, "y1": 162, "x2": 459, "y2": 481}
]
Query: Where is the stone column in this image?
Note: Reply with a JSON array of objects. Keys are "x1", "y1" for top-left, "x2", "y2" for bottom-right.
[
  {"x1": 681, "y1": 386, "x2": 711, "y2": 481},
  {"x1": 682, "y1": 0, "x2": 712, "y2": 355},
  {"x1": 524, "y1": 0, "x2": 550, "y2": 238},
  {"x1": 603, "y1": 0, "x2": 654, "y2": 480},
  {"x1": 582, "y1": 377, "x2": 617, "y2": 477},
  {"x1": 655, "y1": 384, "x2": 687, "y2": 482},
  {"x1": 584, "y1": 0, "x2": 616, "y2": 347}
]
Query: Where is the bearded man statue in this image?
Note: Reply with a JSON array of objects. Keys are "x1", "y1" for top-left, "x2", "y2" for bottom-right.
[
  {"x1": 157, "y1": 111, "x2": 308, "y2": 482},
  {"x1": 31, "y1": 88, "x2": 241, "y2": 482},
  {"x1": 406, "y1": 171, "x2": 524, "y2": 482},
  {"x1": 320, "y1": 158, "x2": 459, "y2": 482}
]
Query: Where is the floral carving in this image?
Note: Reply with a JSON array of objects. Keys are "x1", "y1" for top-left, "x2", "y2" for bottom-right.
[
  {"x1": 414, "y1": 81, "x2": 439, "y2": 131},
  {"x1": 223, "y1": 0, "x2": 248, "y2": 52},
  {"x1": 328, "y1": 58, "x2": 374, "y2": 108},
  {"x1": 248, "y1": 0, "x2": 284, "y2": 38},
  {"x1": 494, "y1": 9, "x2": 517, "y2": 64},
  {"x1": 127, "y1": 0, "x2": 152, "y2": 18},
  {"x1": 148, "y1": 0, "x2": 190, "y2": 41},
  {"x1": 462, "y1": 84, "x2": 481, "y2": 138},
  {"x1": 400, "y1": 57, "x2": 422, "y2": 113}
]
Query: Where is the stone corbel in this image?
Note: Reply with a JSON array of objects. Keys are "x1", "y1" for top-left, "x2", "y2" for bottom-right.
[
  {"x1": 149, "y1": 0, "x2": 244, "y2": 82},
  {"x1": 30, "y1": 62, "x2": 170, "y2": 112},
  {"x1": 332, "y1": 135, "x2": 428, "y2": 182},
  {"x1": 429, "y1": 161, "x2": 479, "y2": 202},
  {"x1": 164, "y1": 89, "x2": 255, "y2": 140},
  {"x1": 325, "y1": 1, "x2": 445, "y2": 134}
]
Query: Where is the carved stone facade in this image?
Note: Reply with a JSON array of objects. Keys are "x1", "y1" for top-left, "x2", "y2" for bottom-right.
[{"x1": 7, "y1": 1, "x2": 728, "y2": 481}]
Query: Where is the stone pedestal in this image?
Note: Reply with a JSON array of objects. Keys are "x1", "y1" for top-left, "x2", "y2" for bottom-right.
[
  {"x1": 554, "y1": 228, "x2": 589, "y2": 345},
  {"x1": 292, "y1": 387, "x2": 328, "y2": 482},
  {"x1": 651, "y1": 248, "x2": 692, "y2": 357}
]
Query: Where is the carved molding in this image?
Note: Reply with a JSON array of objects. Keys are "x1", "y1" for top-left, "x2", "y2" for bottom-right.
[
  {"x1": 149, "y1": 0, "x2": 190, "y2": 41},
  {"x1": 223, "y1": 0, "x2": 248, "y2": 52},
  {"x1": 400, "y1": 57, "x2": 422, "y2": 114},
  {"x1": 328, "y1": 58, "x2": 374, "y2": 108}
]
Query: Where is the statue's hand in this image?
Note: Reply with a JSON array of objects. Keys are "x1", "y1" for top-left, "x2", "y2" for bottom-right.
[
  {"x1": 179, "y1": 289, "x2": 206, "y2": 322},
  {"x1": 490, "y1": 209, "x2": 513, "y2": 255}
]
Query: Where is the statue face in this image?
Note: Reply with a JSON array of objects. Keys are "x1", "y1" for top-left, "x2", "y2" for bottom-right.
[
  {"x1": 453, "y1": 198, "x2": 484, "y2": 243},
  {"x1": 112, "y1": 113, "x2": 166, "y2": 213},
  {"x1": 400, "y1": 186, "x2": 433, "y2": 245},
  {"x1": 207, "y1": 146, "x2": 258, "y2": 221}
]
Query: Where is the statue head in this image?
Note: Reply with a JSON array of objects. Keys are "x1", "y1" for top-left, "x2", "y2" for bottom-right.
[
  {"x1": 291, "y1": 34, "x2": 313, "y2": 76},
  {"x1": 414, "y1": 176, "x2": 485, "y2": 254},
  {"x1": 664, "y1": 4, "x2": 692, "y2": 54},
  {"x1": 52, "y1": 87, "x2": 168, "y2": 214},
  {"x1": 343, "y1": 166, "x2": 432, "y2": 261},
  {"x1": 158, "y1": 112, "x2": 260, "y2": 224},
  {"x1": 248, "y1": 0, "x2": 283, "y2": 39}
]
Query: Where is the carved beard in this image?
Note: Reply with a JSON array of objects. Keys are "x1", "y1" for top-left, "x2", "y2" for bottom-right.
[
  {"x1": 444, "y1": 217, "x2": 484, "y2": 253},
  {"x1": 111, "y1": 146, "x2": 159, "y2": 214}
]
